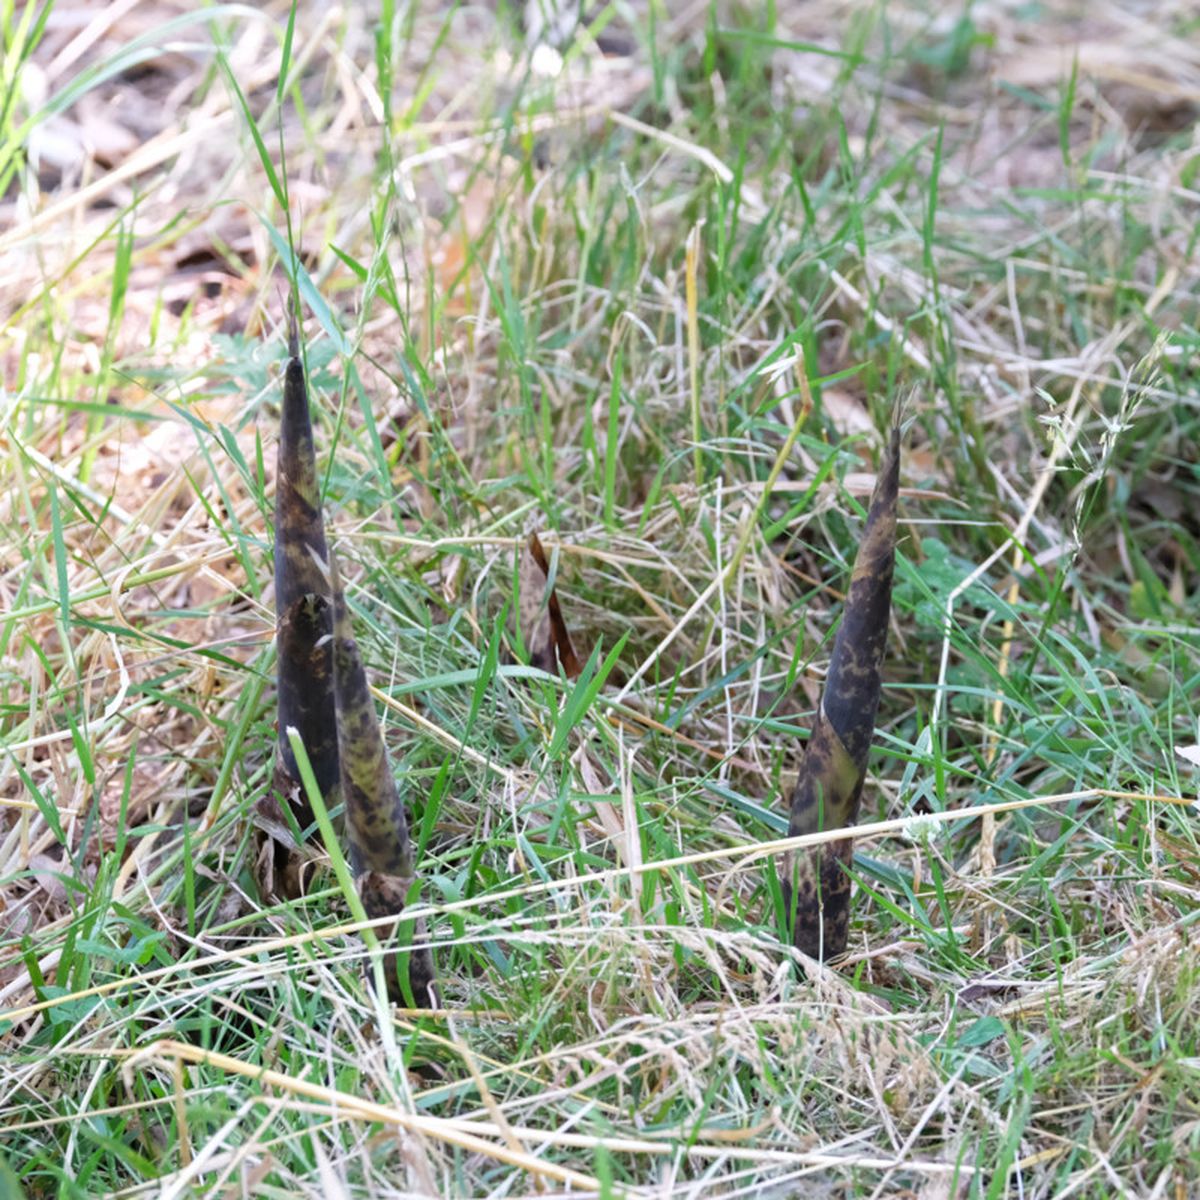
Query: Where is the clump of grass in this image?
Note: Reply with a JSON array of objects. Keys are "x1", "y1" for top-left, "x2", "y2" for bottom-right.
[{"x1": 1, "y1": 2, "x2": 1198, "y2": 1197}]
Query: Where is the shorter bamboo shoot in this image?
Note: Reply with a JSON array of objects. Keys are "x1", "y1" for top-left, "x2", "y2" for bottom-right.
[{"x1": 782, "y1": 424, "x2": 900, "y2": 960}]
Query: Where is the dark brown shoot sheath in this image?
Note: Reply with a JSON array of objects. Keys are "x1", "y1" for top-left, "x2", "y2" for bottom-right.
[
  {"x1": 274, "y1": 336, "x2": 337, "y2": 803},
  {"x1": 329, "y1": 550, "x2": 434, "y2": 1007},
  {"x1": 782, "y1": 424, "x2": 899, "y2": 960},
  {"x1": 257, "y1": 328, "x2": 338, "y2": 899}
]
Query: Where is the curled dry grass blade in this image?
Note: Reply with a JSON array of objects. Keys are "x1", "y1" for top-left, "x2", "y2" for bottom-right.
[
  {"x1": 783, "y1": 423, "x2": 900, "y2": 961},
  {"x1": 328, "y1": 548, "x2": 435, "y2": 1008},
  {"x1": 254, "y1": 317, "x2": 337, "y2": 900}
]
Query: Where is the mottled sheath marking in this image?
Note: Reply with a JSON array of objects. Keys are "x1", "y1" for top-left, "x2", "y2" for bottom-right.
[
  {"x1": 256, "y1": 329, "x2": 338, "y2": 901},
  {"x1": 329, "y1": 551, "x2": 435, "y2": 1007},
  {"x1": 783, "y1": 424, "x2": 900, "y2": 961}
]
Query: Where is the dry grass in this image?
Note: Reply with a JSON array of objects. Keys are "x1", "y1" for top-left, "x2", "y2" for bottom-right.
[{"x1": 2, "y1": 1, "x2": 1199, "y2": 1197}]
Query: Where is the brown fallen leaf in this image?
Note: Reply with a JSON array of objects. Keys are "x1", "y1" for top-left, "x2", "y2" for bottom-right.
[{"x1": 519, "y1": 532, "x2": 582, "y2": 678}]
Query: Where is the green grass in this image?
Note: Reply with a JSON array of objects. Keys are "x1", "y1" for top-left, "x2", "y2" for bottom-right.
[{"x1": 2, "y1": 2, "x2": 1200, "y2": 1196}]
